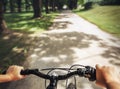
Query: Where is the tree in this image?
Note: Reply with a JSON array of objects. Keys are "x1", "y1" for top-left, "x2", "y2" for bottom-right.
[
  {"x1": 10, "y1": 0, "x2": 15, "y2": 13},
  {"x1": 51, "y1": 0, "x2": 56, "y2": 11},
  {"x1": 68, "y1": 0, "x2": 77, "y2": 10},
  {"x1": 100, "y1": 0, "x2": 120, "y2": 5},
  {"x1": 3, "y1": 0, "x2": 8, "y2": 12},
  {"x1": 17, "y1": 0, "x2": 22, "y2": 12},
  {"x1": 57, "y1": 0, "x2": 66, "y2": 10},
  {"x1": 32, "y1": 0, "x2": 42, "y2": 18},
  {"x1": 0, "y1": 0, "x2": 8, "y2": 34},
  {"x1": 74, "y1": 0, "x2": 78, "y2": 9},
  {"x1": 44, "y1": 0, "x2": 49, "y2": 13},
  {"x1": 25, "y1": 0, "x2": 32, "y2": 12}
]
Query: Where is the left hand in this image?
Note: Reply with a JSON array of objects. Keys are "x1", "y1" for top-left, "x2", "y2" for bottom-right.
[{"x1": 6, "y1": 65, "x2": 26, "y2": 81}]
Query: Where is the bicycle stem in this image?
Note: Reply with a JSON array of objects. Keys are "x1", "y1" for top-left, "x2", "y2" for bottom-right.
[{"x1": 46, "y1": 76, "x2": 58, "y2": 89}]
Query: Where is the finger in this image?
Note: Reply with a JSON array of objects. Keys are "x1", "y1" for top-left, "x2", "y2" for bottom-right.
[{"x1": 96, "y1": 64, "x2": 102, "y2": 69}]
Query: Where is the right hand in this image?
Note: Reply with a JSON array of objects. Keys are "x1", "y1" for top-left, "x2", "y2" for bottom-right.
[{"x1": 96, "y1": 64, "x2": 120, "y2": 88}]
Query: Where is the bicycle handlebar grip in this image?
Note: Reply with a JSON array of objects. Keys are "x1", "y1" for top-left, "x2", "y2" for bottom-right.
[
  {"x1": 1, "y1": 69, "x2": 38, "y2": 75},
  {"x1": 20, "y1": 69, "x2": 39, "y2": 75},
  {"x1": 2, "y1": 70, "x2": 6, "y2": 74},
  {"x1": 84, "y1": 66, "x2": 96, "y2": 81}
]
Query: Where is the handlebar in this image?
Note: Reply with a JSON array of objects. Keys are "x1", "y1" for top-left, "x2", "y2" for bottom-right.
[
  {"x1": 2, "y1": 65, "x2": 96, "y2": 89},
  {"x1": 20, "y1": 66, "x2": 96, "y2": 81}
]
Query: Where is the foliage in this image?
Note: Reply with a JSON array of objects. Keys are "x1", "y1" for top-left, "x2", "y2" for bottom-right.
[
  {"x1": 56, "y1": 0, "x2": 67, "y2": 10},
  {"x1": 3, "y1": 0, "x2": 69, "y2": 13},
  {"x1": 99, "y1": 0, "x2": 120, "y2": 5},
  {"x1": 84, "y1": 2, "x2": 93, "y2": 10},
  {"x1": 78, "y1": 0, "x2": 84, "y2": 5},
  {"x1": 68, "y1": 0, "x2": 78, "y2": 10}
]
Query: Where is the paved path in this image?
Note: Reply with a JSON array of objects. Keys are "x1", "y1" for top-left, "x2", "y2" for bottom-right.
[{"x1": 1, "y1": 10, "x2": 120, "y2": 89}]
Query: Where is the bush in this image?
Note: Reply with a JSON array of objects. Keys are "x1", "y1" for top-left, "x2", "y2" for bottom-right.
[{"x1": 84, "y1": 2, "x2": 93, "y2": 10}]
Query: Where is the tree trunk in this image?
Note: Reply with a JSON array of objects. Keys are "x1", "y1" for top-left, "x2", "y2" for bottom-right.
[
  {"x1": 51, "y1": 0, "x2": 55, "y2": 11},
  {"x1": 3, "y1": 0, "x2": 8, "y2": 12},
  {"x1": 17, "y1": 0, "x2": 22, "y2": 12},
  {"x1": 0, "y1": 0, "x2": 8, "y2": 34},
  {"x1": 68, "y1": 0, "x2": 74, "y2": 10},
  {"x1": 32, "y1": 0, "x2": 42, "y2": 18},
  {"x1": 74, "y1": 0, "x2": 78, "y2": 9},
  {"x1": 45, "y1": 0, "x2": 49, "y2": 13},
  {"x1": 10, "y1": 0, "x2": 15, "y2": 13}
]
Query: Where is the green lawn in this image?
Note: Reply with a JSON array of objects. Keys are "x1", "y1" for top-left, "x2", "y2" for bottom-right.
[{"x1": 75, "y1": 6, "x2": 120, "y2": 37}]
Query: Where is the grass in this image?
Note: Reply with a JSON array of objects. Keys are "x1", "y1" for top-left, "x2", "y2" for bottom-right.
[
  {"x1": 5, "y1": 12, "x2": 58, "y2": 33},
  {"x1": 0, "y1": 12, "x2": 58, "y2": 72},
  {"x1": 74, "y1": 5, "x2": 120, "y2": 37}
]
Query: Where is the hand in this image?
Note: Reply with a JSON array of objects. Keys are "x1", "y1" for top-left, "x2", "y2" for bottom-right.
[
  {"x1": 96, "y1": 64, "x2": 120, "y2": 89},
  {"x1": 6, "y1": 65, "x2": 25, "y2": 81}
]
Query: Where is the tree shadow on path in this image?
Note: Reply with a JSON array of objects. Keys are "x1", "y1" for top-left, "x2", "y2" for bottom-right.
[
  {"x1": 100, "y1": 43, "x2": 120, "y2": 66},
  {"x1": 30, "y1": 32, "x2": 102, "y2": 68},
  {"x1": 0, "y1": 30, "x2": 120, "y2": 89}
]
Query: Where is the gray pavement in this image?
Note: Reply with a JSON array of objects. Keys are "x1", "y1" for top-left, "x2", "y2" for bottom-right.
[{"x1": 1, "y1": 10, "x2": 120, "y2": 89}]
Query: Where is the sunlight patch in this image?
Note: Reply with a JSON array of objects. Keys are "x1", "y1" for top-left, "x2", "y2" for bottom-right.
[
  {"x1": 3, "y1": 36, "x2": 10, "y2": 40},
  {"x1": 59, "y1": 55, "x2": 67, "y2": 59},
  {"x1": 69, "y1": 37, "x2": 77, "y2": 40},
  {"x1": 34, "y1": 48, "x2": 42, "y2": 52},
  {"x1": 41, "y1": 57, "x2": 60, "y2": 63},
  {"x1": 30, "y1": 54, "x2": 38, "y2": 58},
  {"x1": 12, "y1": 47, "x2": 24, "y2": 53}
]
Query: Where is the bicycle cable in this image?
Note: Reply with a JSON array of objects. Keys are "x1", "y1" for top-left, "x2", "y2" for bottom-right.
[{"x1": 66, "y1": 64, "x2": 85, "y2": 89}]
